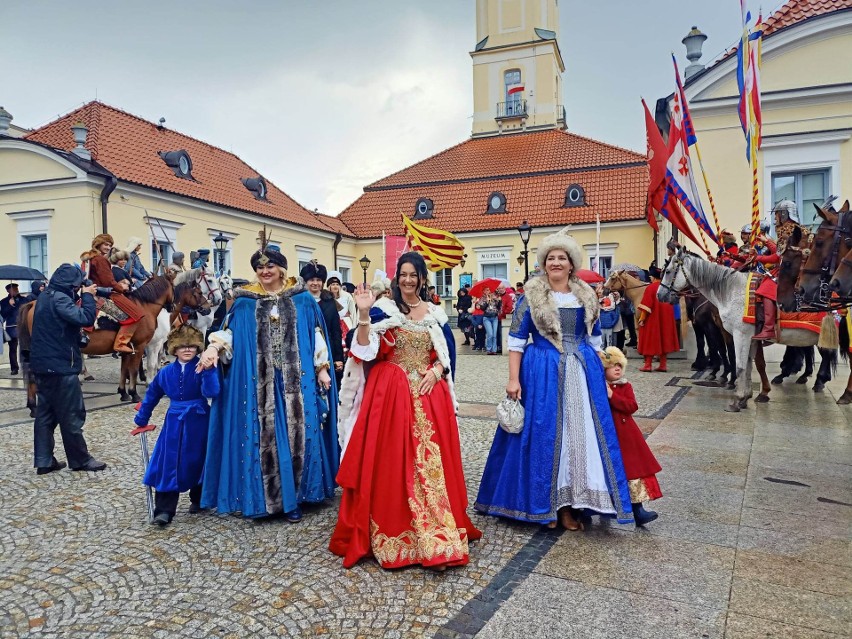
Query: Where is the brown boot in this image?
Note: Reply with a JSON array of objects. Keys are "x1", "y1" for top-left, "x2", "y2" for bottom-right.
[
  {"x1": 113, "y1": 323, "x2": 138, "y2": 354},
  {"x1": 655, "y1": 354, "x2": 668, "y2": 372},
  {"x1": 752, "y1": 298, "x2": 777, "y2": 342},
  {"x1": 639, "y1": 356, "x2": 653, "y2": 372}
]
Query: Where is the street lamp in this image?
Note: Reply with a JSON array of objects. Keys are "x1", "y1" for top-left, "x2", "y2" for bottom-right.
[
  {"x1": 459, "y1": 253, "x2": 467, "y2": 268},
  {"x1": 516, "y1": 254, "x2": 526, "y2": 266},
  {"x1": 359, "y1": 255, "x2": 371, "y2": 285},
  {"x1": 517, "y1": 220, "x2": 533, "y2": 281},
  {"x1": 213, "y1": 232, "x2": 228, "y2": 274}
]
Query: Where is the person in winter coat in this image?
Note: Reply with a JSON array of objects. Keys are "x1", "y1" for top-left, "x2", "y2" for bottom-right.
[
  {"x1": 31, "y1": 264, "x2": 106, "y2": 474},
  {"x1": 0, "y1": 283, "x2": 25, "y2": 374},
  {"x1": 24, "y1": 280, "x2": 46, "y2": 303},
  {"x1": 125, "y1": 236, "x2": 152, "y2": 287},
  {"x1": 599, "y1": 346, "x2": 662, "y2": 526},
  {"x1": 110, "y1": 250, "x2": 133, "y2": 290},
  {"x1": 300, "y1": 261, "x2": 345, "y2": 388},
  {"x1": 134, "y1": 325, "x2": 220, "y2": 526}
]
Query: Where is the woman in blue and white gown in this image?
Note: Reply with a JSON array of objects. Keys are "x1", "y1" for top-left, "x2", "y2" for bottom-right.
[{"x1": 475, "y1": 228, "x2": 634, "y2": 529}]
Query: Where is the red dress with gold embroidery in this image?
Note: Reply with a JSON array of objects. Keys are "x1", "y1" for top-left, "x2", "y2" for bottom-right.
[{"x1": 330, "y1": 323, "x2": 481, "y2": 569}]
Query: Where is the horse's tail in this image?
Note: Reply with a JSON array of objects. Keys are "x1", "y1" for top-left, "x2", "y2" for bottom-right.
[
  {"x1": 840, "y1": 312, "x2": 850, "y2": 365},
  {"x1": 16, "y1": 301, "x2": 34, "y2": 350}
]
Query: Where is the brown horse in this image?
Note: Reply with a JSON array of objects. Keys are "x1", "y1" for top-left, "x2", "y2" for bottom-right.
[
  {"x1": 799, "y1": 200, "x2": 851, "y2": 306},
  {"x1": 21, "y1": 276, "x2": 174, "y2": 403}
]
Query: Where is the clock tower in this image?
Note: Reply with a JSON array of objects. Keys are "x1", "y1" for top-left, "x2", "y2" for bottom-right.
[{"x1": 470, "y1": 0, "x2": 566, "y2": 137}]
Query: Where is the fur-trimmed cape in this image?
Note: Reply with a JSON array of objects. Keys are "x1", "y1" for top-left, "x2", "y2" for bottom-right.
[
  {"x1": 337, "y1": 296, "x2": 457, "y2": 455},
  {"x1": 521, "y1": 275, "x2": 599, "y2": 352}
]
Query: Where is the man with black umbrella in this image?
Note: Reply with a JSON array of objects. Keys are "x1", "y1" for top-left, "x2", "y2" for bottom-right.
[{"x1": 0, "y1": 283, "x2": 25, "y2": 374}]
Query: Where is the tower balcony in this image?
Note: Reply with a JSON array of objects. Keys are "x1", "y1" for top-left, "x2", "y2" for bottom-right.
[{"x1": 495, "y1": 100, "x2": 527, "y2": 120}]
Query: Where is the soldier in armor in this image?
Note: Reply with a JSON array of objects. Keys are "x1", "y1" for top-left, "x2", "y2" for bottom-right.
[
  {"x1": 751, "y1": 201, "x2": 807, "y2": 342},
  {"x1": 716, "y1": 229, "x2": 740, "y2": 267}
]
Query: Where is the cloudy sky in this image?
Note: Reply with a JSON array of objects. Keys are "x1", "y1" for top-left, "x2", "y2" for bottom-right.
[{"x1": 3, "y1": 1, "x2": 779, "y2": 215}]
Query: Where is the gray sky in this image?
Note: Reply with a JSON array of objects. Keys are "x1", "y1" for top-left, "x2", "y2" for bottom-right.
[{"x1": 3, "y1": 1, "x2": 781, "y2": 215}]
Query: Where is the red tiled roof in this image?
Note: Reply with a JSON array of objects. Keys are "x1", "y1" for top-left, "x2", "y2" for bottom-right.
[
  {"x1": 339, "y1": 130, "x2": 647, "y2": 238},
  {"x1": 761, "y1": 0, "x2": 852, "y2": 37},
  {"x1": 367, "y1": 129, "x2": 645, "y2": 189},
  {"x1": 25, "y1": 101, "x2": 354, "y2": 236}
]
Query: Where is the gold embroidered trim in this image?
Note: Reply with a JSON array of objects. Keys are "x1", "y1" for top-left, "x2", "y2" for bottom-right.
[{"x1": 369, "y1": 328, "x2": 468, "y2": 566}]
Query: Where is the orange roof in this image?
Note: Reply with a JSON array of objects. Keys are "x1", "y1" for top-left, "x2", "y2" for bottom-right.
[
  {"x1": 339, "y1": 131, "x2": 647, "y2": 238},
  {"x1": 761, "y1": 0, "x2": 852, "y2": 37},
  {"x1": 369, "y1": 129, "x2": 644, "y2": 189},
  {"x1": 25, "y1": 101, "x2": 354, "y2": 236}
]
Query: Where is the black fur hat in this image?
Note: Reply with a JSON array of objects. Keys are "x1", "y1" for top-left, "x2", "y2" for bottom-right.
[
  {"x1": 250, "y1": 248, "x2": 287, "y2": 271},
  {"x1": 299, "y1": 260, "x2": 327, "y2": 283}
]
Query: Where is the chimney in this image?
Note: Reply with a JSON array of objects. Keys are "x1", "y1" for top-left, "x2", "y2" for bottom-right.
[
  {"x1": 0, "y1": 106, "x2": 12, "y2": 134},
  {"x1": 682, "y1": 26, "x2": 708, "y2": 80},
  {"x1": 70, "y1": 122, "x2": 91, "y2": 160}
]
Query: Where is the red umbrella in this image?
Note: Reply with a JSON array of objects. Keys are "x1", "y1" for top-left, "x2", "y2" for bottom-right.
[
  {"x1": 576, "y1": 269, "x2": 605, "y2": 284},
  {"x1": 468, "y1": 278, "x2": 503, "y2": 298}
]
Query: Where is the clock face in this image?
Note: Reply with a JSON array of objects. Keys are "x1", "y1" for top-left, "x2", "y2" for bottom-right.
[
  {"x1": 490, "y1": 195, "x2": 502, "y2": 210},
  {"x1": 178, "y1": 155, "x2": 189, "y2": 175}
]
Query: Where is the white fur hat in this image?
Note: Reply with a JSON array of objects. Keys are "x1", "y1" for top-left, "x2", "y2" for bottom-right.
[
  {"x1": 125, "y1": 236, "x2": 144, "y2": 252},
  {"x1": 536, "y1": 226, "x2": 583, "y2": 270}
]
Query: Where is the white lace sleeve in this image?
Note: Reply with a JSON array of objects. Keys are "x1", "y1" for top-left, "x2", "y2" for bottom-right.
[
  {"x1": 508, "y1": 336, "x2": 528, "y2": 353},
  {"x1": 209, "y1": 328, "x2": 233, "y2": 364},
  {"x1": 314, "y1": 327, "x2": 329, "y2": 366},
  {"x1": 349, "y1": 330, "x2": 380, "y2": 362}
]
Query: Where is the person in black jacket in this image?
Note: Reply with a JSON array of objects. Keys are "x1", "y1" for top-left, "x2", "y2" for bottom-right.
[
  {"x1": 1, "y1": 283, "x2": 25, "y2": 374},
  {"x1": 300, "y1": 261, "x2": 345, "y2": 389},
  {"x1": 31, "y1": 264, "x2": 106, "y2": 474},
  {"x1": 455, "y1": 288, "x2": 473, "y2": 345}
]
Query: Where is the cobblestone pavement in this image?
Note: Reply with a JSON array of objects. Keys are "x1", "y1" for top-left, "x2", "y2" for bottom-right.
[{"x1": 0, "y1": 346, "x2": 847, "y2": 638}]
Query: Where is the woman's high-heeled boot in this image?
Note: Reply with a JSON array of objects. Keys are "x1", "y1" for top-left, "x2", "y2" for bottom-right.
[
  {"x1": 639, "y1": 356, "x2": 653, "y2": 372},
  {"x1": 656, "y1": 354, "x2": 668, "y2": 372}
]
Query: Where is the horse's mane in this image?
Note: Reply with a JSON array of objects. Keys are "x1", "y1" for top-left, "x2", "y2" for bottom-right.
[
  {"x1": 175, "y1": 267, "x2": 205, "y2": 285},
  {"x1": 173, "y1": 281, "x2": 196, "y2": 301},
  {"x1": 128, "y1": 276, "x2": 172, "y2": 304},
  {"x1": 681, "y1": 252, "x2": 740, "y2": 291}
]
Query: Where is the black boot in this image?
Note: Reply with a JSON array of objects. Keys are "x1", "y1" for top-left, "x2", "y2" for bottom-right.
[{"x1": 632, "y1": 503, "x2": 658, "y2": 527}]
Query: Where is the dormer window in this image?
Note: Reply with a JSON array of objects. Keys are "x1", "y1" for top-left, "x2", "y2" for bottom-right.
[
  {"x1": 242, "y1": 177, "x2": 268, "y2": 201},
  {"x1": 563, "y1": 184, "x2": 586, "y2": 207},
  {"x1": 486, "y1": 192, "x2": 507, "y2": 214},
  {"x1": 414, "y1": 198, "x2": 434, "y2": 219},
  {"x1": 158, "y1": 150, "x2": 193, "y2": 179}
]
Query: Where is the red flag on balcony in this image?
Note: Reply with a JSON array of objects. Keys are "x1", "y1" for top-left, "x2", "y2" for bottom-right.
[{"x1": 508, "y1": 85, "x2": 525, "y2": 95}]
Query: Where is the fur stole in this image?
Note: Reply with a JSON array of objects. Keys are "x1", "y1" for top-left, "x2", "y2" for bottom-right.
[
  {"x1": 522, "y1": 275, "x2": 599, "y2": 352},
  {"x1": 337, "y1": 297, "x2": 457, "y2": 456}
]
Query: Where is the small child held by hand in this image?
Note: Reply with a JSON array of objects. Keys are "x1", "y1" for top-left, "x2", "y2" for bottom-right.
[
  {"x1": 599, "y1": 346, "x2": 662, "y2": 526},
  {"x1": 135, "y1": 325, "x2": 220, "y2": 527}
]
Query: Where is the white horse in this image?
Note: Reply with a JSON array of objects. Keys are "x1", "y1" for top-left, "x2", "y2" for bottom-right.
[
  {"x1": 659, "y1": 248, "x2": 834, "y2": 412},
  {"x1": 144, "y1": 267, "x2": 224, "y2": 380}
]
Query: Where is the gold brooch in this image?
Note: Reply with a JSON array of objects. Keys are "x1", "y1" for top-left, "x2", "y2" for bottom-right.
[{"x1": 258, "y1": 254, "x2": 270, "y2": 266}]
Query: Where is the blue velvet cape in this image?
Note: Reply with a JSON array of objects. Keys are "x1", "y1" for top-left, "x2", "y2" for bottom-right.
[
  {"x1": 475, "y1": 298, "x2": 633, "y2": 524},
  {"x1": 136, "y1": 357, "x2": 220, "y2": 493},
  {"x1": 202, "y1": 289, "x2": 339, "y2": 517}
]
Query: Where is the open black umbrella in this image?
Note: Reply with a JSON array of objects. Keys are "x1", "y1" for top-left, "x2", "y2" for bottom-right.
[{"x1": 0, "y1": 265, "x2": 46, "y2": 280}]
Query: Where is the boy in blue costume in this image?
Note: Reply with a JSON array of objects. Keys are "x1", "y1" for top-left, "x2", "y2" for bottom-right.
[{"x1": 135, "y1": 324, "x2": 220, "y2": 527}]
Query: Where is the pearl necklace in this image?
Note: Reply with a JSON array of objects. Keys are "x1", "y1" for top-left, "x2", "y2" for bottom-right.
[{"x1": 403, "y1": 297, "x2": 422, "y2": 308}]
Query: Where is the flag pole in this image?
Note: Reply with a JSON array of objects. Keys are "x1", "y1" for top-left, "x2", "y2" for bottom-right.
[
  {"x1": 691, "y1": 141, "x2": 724, "y2": 246},
  {"x1": 595, "y1": 210, "x2": 600, "y2": 273}
]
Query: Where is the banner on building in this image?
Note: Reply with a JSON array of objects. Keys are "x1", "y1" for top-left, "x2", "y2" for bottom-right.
[{"x1": 401, "y1": 215, "x2": 465, "y2": 271}]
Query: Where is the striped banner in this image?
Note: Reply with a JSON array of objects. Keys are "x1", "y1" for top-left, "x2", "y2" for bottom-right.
[{"x1": 401, "y1": 215, "x2": 465, "y2": 271}]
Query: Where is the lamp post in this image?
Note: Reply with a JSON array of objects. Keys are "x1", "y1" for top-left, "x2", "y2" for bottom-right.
[
  {"x1": 359, "y1": 255, "x2": 371, "y2": 285},
  {"x1": 213, "y1": 232, "x2": 228, "y2": 274},
  {"x1": 517, "y1": 220, "x2": 532, "y2": 281}
]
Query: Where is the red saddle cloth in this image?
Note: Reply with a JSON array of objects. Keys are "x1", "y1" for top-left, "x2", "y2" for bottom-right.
[{"x1": 742, "y1": 273, "x2": 825, "y2": 334}]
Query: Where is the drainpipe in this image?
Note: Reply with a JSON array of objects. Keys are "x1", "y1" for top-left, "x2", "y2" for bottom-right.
[
  {"x1": 332, "y1": 232, "x2": 342, "y2": 270},
  {"x1": 100, "y1": 176, "x2": 117, "y2": 234}
]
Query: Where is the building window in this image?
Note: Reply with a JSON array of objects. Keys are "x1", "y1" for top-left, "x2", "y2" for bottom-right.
[
  {"x1": 563, "y1": 184, "x2": 586, "y2": 207},
  {"x1": 241, "y1": 177, "x2": 268, "y2": 201},
  {"x1": 151, "y1": 240, "x2": 173, "y2": 274},
  {"x1": 208, "y1": 230, "x2": 237, "y2": 275},
  {"x1": 158, "y1": 150, "x2": 194, "y2": 180},
  {"x1": 296, "y1": 246, "x2": 314, "y2": 274},
  {"x1": 414, "y1": 198, "x2": 434, "y2": 220},
  {"x1": 504, "y1": 69, "x2": 523, "y2": 113},
  {"x1": 481, "y1": 263, "x2": 508, "y2": 280},
  {"x1": 486, "y1": 192, "x2": 507, "y2": 214},
  {"x1": 25, "y1": 235, "x2": 48, "y2": 275},
  {"x1": 590, "y1": 256, "x2": 613, "y2": 278},
  {"x1": 771, "y1": 169, "x2": 829, "y2": 231},
  {"x1": 339, "y1": 267, "x2": 351, "y2": 283},
  {"x1": 435, "y1": 268, "x2": 453, "y2": 298}
]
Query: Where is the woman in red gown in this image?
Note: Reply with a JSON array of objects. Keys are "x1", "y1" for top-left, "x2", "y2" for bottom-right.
[{"x1": 330, "y1": 252, "x2": 481, "y2": 570}]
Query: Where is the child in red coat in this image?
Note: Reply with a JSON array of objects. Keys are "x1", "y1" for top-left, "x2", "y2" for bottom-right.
[{"x1": 599, "y1": 346, "x2": 663, "y2": 526}]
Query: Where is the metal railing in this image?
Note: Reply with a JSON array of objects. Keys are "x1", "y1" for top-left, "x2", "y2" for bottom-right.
[{"x1": 496, "y1": 100, "x2": 527, "y2": 119}]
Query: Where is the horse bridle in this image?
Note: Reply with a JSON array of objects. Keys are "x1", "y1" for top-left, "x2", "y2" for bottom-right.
[
  {"x1": 658, "y1": 254, "x2": 693, "y2": 299},
  {"x1": 196, "y1": 270, "x2": 221, "y2": 305},
  {"x1": 801, "y1": 210, "x2": 851, "y2": 307}
]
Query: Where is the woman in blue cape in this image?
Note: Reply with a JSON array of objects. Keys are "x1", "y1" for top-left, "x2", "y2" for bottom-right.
[
  {"x1": 198, "y1": 245, "x2": 338, "y2": 522},
  {"x1": 475, "y1": 228, "x2": 634, "y2": 529}
]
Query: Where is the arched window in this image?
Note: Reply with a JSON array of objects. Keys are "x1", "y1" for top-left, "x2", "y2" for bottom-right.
[
  {"x1": 504, "y1": 69, "x2": 523, "y2": 115},
  {"x1": 414, "y1": 198, "x2": 434, "y2": 219},
  {"x1": 563, "y1": 184, "x2": 586, "y2": 207}
]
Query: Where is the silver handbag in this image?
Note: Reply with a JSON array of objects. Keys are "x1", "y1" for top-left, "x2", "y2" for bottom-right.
[{"x1": 496, "y1": 397, "x2": 525, "y2": 434}]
